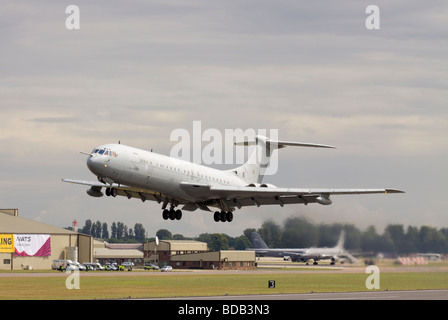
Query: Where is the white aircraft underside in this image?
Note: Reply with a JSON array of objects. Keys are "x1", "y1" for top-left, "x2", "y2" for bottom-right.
[{"x1": 63, "y1": 135, "x2": 403, "y2": 223}]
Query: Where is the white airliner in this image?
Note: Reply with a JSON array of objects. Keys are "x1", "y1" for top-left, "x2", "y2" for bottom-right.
[
  {"x1": 63, "y1": 135, "x2": 403, "y2": 223},
  {"x1": 250, "y1": 231, "x2": 358, "y2": 265}
]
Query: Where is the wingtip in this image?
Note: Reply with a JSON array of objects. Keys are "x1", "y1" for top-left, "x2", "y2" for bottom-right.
[{"x1": 385, "y1": 189, "x2": 405, "y2": 194}]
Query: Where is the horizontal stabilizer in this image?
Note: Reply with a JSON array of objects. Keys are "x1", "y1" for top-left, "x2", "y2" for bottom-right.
[{"x1": 234, "y1": 135, "x2": 336, "y2": 149}]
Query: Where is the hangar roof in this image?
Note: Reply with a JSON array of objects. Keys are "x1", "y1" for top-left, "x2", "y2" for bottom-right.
[
  {"x1": 93, "y1": 247, "x2": 143, "y2": 259},
  {"x1": 0, "y1": 211, "x2": 77, "y2": 235},
  {"x1": 144, "y1": 239, "x2": 208, "y2": 252}
]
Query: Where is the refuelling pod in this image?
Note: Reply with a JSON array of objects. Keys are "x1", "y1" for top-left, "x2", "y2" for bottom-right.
[
  {"x1": 316, "y1": 194, "x2": 332, "y2": 205},
  {"x1": 87, "y1": 186, "x2": 103, "y2": 197}
]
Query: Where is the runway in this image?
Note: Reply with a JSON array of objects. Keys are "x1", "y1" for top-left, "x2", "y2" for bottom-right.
[{"x1": 154, "y1": 289, "x2": 448, "y2": 300}]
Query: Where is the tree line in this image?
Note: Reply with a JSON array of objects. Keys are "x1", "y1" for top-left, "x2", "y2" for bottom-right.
[
  {"x1": 253, "y1": 217, "x2": 448, "y2": 255},
  {"x1": 73, "y1": 216, "x2": 448, "y2": 255},
  {"x1": 73, "y1": 219, "x2": 146, "y2": 243}
]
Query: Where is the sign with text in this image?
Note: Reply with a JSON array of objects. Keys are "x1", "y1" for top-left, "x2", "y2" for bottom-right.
[
  {"x1": 0, "y1": 234, "x2": 14, "y2": 253},
  {"x1": 14, "y1": 234, "x2": 51, "y2": 257}
]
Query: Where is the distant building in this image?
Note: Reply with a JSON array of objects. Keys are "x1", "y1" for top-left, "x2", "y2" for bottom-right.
[
  {"x1": 93, "y1": 239, "x2": 143, "y2": 265},
  {"x1": 144, "y1": 239, "x2": 208, "y2": 266},
  {"x1": 170, "y1": 250, "x2": 256, "y2": 270},
  {"x1": 143, "y1": 239, "x2": 255, "y2": 270}
]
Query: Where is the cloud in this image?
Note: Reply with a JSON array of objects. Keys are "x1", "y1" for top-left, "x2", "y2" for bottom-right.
[
  {"x1": 0, "y1": 1, "x2": 447, "y2": 236},
  {"x1": 27, "y1": 116, "x2": 82, "y2": 124}
]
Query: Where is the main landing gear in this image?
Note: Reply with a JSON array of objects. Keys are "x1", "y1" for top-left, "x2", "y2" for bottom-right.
[
  {"x1": 162, "y1": 208, "x2": 182, "y2": 221},
  {"x1": 213, "y1": 211, "x2": 233, "y2": 223},
  {"x1": 161, "y1": 209, "x2": 233, "y2": 222}
]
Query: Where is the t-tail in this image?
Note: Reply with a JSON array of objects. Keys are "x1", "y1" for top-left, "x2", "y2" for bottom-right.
[
  {"x1": 250, "y1": 232, "x2": 269, "y2": 249},
  {"x1": 232, "y1": 135, "x2": 336, "y2": 184},
  {"x1": 334, "y1": 231, "x2": 345, "y2": 251}
]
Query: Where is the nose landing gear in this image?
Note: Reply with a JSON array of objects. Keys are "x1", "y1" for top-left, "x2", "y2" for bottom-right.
[{"x1": 105, "y1": 187, "x2": 117, "y2": 197}]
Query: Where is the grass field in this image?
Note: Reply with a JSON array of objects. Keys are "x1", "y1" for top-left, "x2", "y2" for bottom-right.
[{"x1": 1, "y1": 268, "x2": 447, "y2": 300}]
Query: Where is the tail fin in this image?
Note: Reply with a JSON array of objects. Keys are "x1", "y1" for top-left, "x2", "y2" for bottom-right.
[
  {"x1": 232, "y1": 135, "x2": 336, "y2": 184},
  {"x1": 334, "y1": 231, "x2": 345, "y2": 250},
  {"x1": 250, "y1": 232, "x2": 269, "y2": 249}
]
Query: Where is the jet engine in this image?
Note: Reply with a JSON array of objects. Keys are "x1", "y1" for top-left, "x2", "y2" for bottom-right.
[
  {"x1": 246, "y1": 183, "x2": 277, "y2": 188},
  {"x1": 260, "y1": 183, "x2": 277, "y2": 188}
]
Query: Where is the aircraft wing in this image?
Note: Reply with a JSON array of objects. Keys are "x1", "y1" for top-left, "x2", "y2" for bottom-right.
[
  {"x1": 62, "y1": 179, "x2": 106, "y2": 188},
  {"x1": 61, "y1": 179, "x2": 168, "y2": 204},
  {"x1": 190, "y1": 185, "x2": 404, "y2": 208},
  {"x1": 63, "y1": 178, "x2": 403, "y2": 212}
]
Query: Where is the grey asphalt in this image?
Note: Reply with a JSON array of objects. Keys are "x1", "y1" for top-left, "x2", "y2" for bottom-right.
[{"x1": 153, "y1": 289, "x2": 448, "y2": 300}]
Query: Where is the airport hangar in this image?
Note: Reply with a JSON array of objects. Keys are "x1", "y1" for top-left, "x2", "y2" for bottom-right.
[{"x1": 0, "y1": 209, "x2": 93, "y2": 270}]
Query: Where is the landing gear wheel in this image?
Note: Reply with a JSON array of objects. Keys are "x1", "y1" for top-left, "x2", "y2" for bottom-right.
[
  {"x1": 213, "y1": 211, "x2": 234, "y2": 222},
  {"x1": 162, "y1": 209, "x2": 169, "y2": 220},
  {"x1": 105, "y1": 188, "x2": 117, "y2": 197},
  {"x1": 220, "y1": 211, "x2": 227, "y2": 222},
  {"x1": 175, "y1": 209, "x2": 182, "y2": 220},
  {"x1": 169, "y1": 209, "x2": 176, "y2": 220}
]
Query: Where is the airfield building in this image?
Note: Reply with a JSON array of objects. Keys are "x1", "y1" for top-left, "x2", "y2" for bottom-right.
[
  {"x1": 143, "y1": 239, "x2": 256, "y2": 270},
  {"x1": 93, "y1": 239, "x2": 143, "y2": 265},
  {"x1": 0, "y1": 209, "x2": 93, "y2": 270}
]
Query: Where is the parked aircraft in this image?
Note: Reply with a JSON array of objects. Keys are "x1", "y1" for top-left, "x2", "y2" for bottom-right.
[
  {"x1": 63, "y1": 135, "x2": 403, "y2": 222},
  {"x1": 250, "y1": 231, "x2": 357, "y2": 265}
]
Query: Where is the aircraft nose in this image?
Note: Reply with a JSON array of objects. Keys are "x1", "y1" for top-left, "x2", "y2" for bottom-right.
[{"x1": 86, "y1": 155, "x2": 100, "y2": 174}]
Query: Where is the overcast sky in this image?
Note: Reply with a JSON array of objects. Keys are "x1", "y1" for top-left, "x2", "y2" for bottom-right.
[{"x1": 1, "y1": 1, "x2": 447, "y2": 238}]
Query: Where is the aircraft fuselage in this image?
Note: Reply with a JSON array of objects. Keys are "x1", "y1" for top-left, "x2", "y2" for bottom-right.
[{"x1": 87, "y1": 144, "x2": 247, "y2": 203}]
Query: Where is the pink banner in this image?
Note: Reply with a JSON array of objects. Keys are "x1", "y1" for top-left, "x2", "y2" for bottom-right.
[{"x1": 14, "y1": 234, "x2": 51, "y2": 257}]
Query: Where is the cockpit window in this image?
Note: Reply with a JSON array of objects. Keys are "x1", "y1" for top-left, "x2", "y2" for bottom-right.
[{"x1": 93, "y1": 148, "x2": 117, "y2": 157}]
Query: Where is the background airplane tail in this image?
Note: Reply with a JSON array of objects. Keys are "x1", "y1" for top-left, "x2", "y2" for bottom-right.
[
  {"x1": 232, "y1": 135, "x2": 336, "y2": 184},
  {"x1": 334, "y1": 231, "x2": 345, "y2": 250},
  {"x1": 250, "y1": 232, "x2": 269, "y2": 249}
]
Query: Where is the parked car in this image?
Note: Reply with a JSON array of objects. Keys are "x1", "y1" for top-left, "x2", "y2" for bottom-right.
[
  {"x1": 73, "y1": 261, "x2": 87, "y2": 271},
  {"x1": 121, "y1": 262, "x2": 134, "y2": 268},
  {"x1": 144, "y1": 263, "x2": 160, "y2": 270},
  {"x1": 52, "y1": 259, "x2": 73, "y2": 270},
  {"x1": 82, "y1": 262, "x2": 104, "y2": 271},
  {"x1": 103, "y1": 263, "x2": 118, "y2": 271},
  {"x1": 161, "y1": 266, "x2": 173, "y2": 272},
  {"x1": 65, "y1": 263, "x2": 79, "y2": 271}
]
